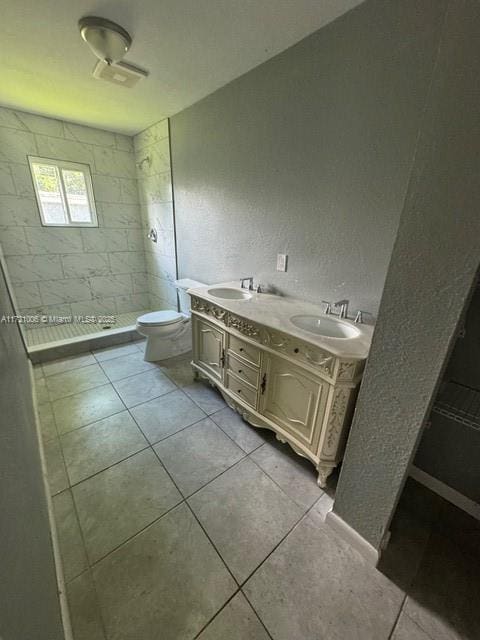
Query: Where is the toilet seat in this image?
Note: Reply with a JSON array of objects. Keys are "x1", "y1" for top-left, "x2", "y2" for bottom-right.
[{"x1": 137, "y1": 310, "x2": 183, "y2": 327}]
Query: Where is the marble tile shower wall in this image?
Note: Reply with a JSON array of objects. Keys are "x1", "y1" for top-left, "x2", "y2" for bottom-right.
[
  {"x1": 134, "y1": 120, "x2": 177, "y2": 312},
  {"x1": 0, "y1": 107, "x2": 149, "y2": 327}
]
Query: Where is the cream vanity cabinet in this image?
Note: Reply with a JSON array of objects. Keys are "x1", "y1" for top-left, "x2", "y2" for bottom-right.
[
  {"x1": 193, "y1": 316, "x2": 225, "y2": 382},
  {"x1": 260, "y1": 355, "x2": 329, "y2": 453},
  {"x1": 190, "y1": 297, "x2": 365, "y2": 486}
]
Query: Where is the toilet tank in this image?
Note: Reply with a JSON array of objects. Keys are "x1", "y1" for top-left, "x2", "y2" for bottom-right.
[{"x1": 175, "y1": 279, "x2": 206, "y2": 314}]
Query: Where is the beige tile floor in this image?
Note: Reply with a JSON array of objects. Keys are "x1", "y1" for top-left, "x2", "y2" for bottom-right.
[{"x1": 34, "y1": 344, "x2": 480, "y2": 640}]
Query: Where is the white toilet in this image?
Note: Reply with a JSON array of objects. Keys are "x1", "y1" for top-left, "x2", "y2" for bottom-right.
[{"x1": 136, "y1": 279, "x2": 205, "y2": 362}]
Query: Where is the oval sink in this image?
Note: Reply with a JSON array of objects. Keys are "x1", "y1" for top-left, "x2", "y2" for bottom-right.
[
  {"x1": 207, "y1": 287, "x2": 252, "y2": 300},
  {"x1": 290, "y1": 314, "x2": 360, "y2": 339}
]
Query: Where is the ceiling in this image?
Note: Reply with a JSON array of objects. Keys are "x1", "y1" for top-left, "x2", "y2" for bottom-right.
[{"x1": 1, "y1": 0, "x2": 363, "y2": 135}]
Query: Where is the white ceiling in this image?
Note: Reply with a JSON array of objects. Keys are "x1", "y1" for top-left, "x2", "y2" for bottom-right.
[{"x1": 1, "y1": 0, "x2": 363, "y2": 135}]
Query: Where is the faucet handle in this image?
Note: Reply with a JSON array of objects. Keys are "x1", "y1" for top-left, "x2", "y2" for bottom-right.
[
  {"x1": 240, "y1": 276, "x2": 254, "y2": 290},
  {"x1": 321, "y1": 300, "x2": 332, "y2": 314},
  {"x1": 354, "y1": 310, "x2": 371, "y2": 324},
  {"x1": 333, "y1": 299, "x2": 349, "y2": 319}
]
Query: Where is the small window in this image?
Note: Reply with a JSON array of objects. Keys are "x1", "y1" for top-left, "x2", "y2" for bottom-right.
[{"x1": 28, "y1": 156, "x2": 98, "y2": 227}]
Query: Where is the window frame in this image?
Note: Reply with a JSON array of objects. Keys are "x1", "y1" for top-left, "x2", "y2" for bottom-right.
[{"x1": 28, "y1": 155, "x2": 98, "y2": 228}]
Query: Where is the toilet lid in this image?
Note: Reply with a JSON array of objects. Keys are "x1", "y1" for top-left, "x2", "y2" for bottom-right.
[{"x1": 137, "y1": 310, "x2": 183, "y2": 327}]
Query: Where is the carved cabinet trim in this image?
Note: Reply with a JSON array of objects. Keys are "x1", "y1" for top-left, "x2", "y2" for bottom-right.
[
  {"x1": 190, "y1": 296, "x2": 364, "y2": 382},
  {"x1": 190, "y1": 296, "x2": 365, "y2": 487}
]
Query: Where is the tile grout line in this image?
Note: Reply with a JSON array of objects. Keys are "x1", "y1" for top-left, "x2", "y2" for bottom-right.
[
  {"x1": 55, "y1": 355, "x2": 163, "y2": 640},
  {"x1": 208, "y1": 408, "x2": 269, "y2": 457},
  {"x1": 55, "y1": 374, "x2": 209, "y2": 492},
  {"x1": 247, "y1": 448, "x2": 324, "y2": 514},
  {"x1": 49, "y1": 380, "x2": 113, "y2": 405},
  {"x1": 67, "y1": 487, "x2": 111, "y2": 640},
  {"x1": 40, "y1": 359, "x2": 304, "y2": 640},
  {"x1": 182, "y1": 499, "x2": 242, "y2": 589},
  {"x1": 113, "y1": 379, "x2": 177, "y2": 409},
  {"x1": 45, "y1": 371, "x2": 111, "y2": 403},
  {"x1": 205, "y1": 394, "x2": 324, "y2": 514},
  {"x1": 84, "y1": 499, "x2": 184, "y2": 570},
  {"x1": 237, "y1": 504, "x2": 312, "y2": 589},
  {"x1": 62, "y1": 443, "x2": 152, "y2": 490},
  {"x1": 146, "y1": 427, "x2": 244, "y2": 590},
  {"x1": 41, "y1": 344, "x2": 142, "y2": 377},
  {"x1": 385, "y1": 518, "x2": 437, "y2": 640},
  {"x1": 386, "y1": 593, "x2": 408, "y2": 640},
  {"x1": 51, "y1": 350, "x2": 113, "y2": 638},
  {"x1": 97, "y1": 359, "x2": 157, "y2": 384},
  {"x1": 63, "y1": 373, "x2": 307, "y2": 570},
  {"x1": 69, "y1": 404, "x2": 245, "y2": 594},
  {"x1": 183, "y1": 455, "x2": 247, "y2": 503},
  {"x1": 56, "y1": 405, "x2": 127, "y2": 438},
  {"x1": 59, "y1": 352, "x2": 126, "y2": 639},
  {"x1": 239, "y1": 588, "x2": 276, "y2": 640},
  {"x1": 42, "y1": 356, "x2": 98, "y2": 378},
  {"x1": 130, "y1": 411, "x2": 209, "y2": 448},
  {"x1": 191, "y1": 588, "x2": 242, "y2": 640}
]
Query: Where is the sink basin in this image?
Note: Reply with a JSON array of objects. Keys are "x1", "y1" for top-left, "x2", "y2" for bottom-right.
[
  {"x1": 207, "y1": 287, "x2": 252, "y2": 300},
  {"x1": 290, "y1": 314, "x2": 360, "y2": 339}
]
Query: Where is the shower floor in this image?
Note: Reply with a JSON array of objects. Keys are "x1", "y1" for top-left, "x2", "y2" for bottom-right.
[{"x1": 26, "y1": 310, "x2": 151, "y2": 362}]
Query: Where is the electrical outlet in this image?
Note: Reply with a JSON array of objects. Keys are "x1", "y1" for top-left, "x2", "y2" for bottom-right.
[{"x1": 276, "y1": 253, "x2": 288, "y2": 272}]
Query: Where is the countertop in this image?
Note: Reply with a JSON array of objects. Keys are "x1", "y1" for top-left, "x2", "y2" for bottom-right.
[{"x1": 187, "y1": 282, "x2": 373, "y2": 360}]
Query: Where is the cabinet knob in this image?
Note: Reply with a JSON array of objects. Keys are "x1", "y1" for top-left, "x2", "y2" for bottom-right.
[
  {"x1": 239, "y1": 347, "x2": 244, "y2": 352},
  {"x1": 238, "y1": 369, "x2": 243, "y2": 374},
  {"x1": 237, "y1": 389, "x2": 242, "y2": 393},
  {"x1": 294, "y1": 348, "x2": 299, "y2": 354}
]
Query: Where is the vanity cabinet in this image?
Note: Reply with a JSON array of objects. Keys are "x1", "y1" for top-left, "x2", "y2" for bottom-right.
[
  {"x1": 259, "y1": 354, "x2": 328, "y2": 452},
  {"x1": 192, "y1": 317, "x2": 225, "y2": 383},
  {"x1": 190, "y1": 296, "x2": 365, "y2": 486}
]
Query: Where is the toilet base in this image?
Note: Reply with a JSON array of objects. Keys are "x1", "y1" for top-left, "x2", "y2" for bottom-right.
[{"x1": 141, "y1": 325, "x2": 192, "y2": 362}]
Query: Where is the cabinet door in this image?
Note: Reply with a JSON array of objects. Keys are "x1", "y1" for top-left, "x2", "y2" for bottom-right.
[
  {"x1": 193, "y1": 316, "x2": 225, "y2": 382},
  {"x1": 260, "y1": 354, "x2": 325, "y2": 450}
]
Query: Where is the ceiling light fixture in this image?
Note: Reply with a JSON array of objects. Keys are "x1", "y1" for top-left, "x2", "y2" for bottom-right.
[
  {"x1": 78, "y1": 16, "x2": 148, "y2": 87},
  {"x1": 79, "y1": 16, "x2": 131, "y2": 65}
]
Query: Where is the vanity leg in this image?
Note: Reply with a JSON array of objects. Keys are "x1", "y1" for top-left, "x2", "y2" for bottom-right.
[
  {"x1": 317, "y1": 464, "x2": 333, "y2": 488},
  {"x1": 192, "y1": 367, "x2": 199, "y2": 381},
  {"x1": 275, "y1": 433, "x2": 287, "y2": 445}
]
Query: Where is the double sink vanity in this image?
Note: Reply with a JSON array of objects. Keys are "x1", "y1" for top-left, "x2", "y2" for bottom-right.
[{"x1": 187, "y1": 282, "x2": 373, "y2": 486}]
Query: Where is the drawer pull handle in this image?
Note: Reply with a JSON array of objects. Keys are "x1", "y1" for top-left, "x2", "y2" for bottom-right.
[{"x1": 261, "y1": 373, "x2": 267, "y2": 395}]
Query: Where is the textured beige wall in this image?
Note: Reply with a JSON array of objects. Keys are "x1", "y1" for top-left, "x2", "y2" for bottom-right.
[
  {"x1": 170, "y1": 0, "x2": 447, "y2": 317},
  {"x1": 333, "y1": 0, "x2": 480, "y2": 549},
  {"x1": 0, "y1": 257, "x2": 64, "y2": 639}
]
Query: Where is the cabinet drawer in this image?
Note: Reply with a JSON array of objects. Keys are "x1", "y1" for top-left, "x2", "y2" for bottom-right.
[
  {"x1": 228, "y1": 335, "x2": 261, "y2": 366},
  {"x1": 226, "y1": 373, "x2": 257, "y2": 408},
  {"x1": 227, "y1": 353, "x2": 259, "y2": 388}
]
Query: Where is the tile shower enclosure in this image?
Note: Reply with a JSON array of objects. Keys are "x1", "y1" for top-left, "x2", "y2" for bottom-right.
[{"x1": 0, "y1": 107, "x2": 176, "y2": 330}]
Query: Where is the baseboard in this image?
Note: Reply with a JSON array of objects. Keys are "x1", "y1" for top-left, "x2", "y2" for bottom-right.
[
  {"x1": 325, "y1": 510, "x2": 381, "y2": 566},
  {"x1": 410, "y1": 465, "x2": 480, "y2": 521}
]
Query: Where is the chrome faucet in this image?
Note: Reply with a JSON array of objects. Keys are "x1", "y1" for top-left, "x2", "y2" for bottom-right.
[
  {"x1": 333, "y1": 299, "x2": 349, "y2": 319},
  {"x1": 240, "y1": 277, "x2": 254, "y2": 290},
  {"x1": 354, "y1": 310, "x2": 371, "y2": 324},
  {"x1": 322, "y1": 300, "x2": 332, "y2": 314}
]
